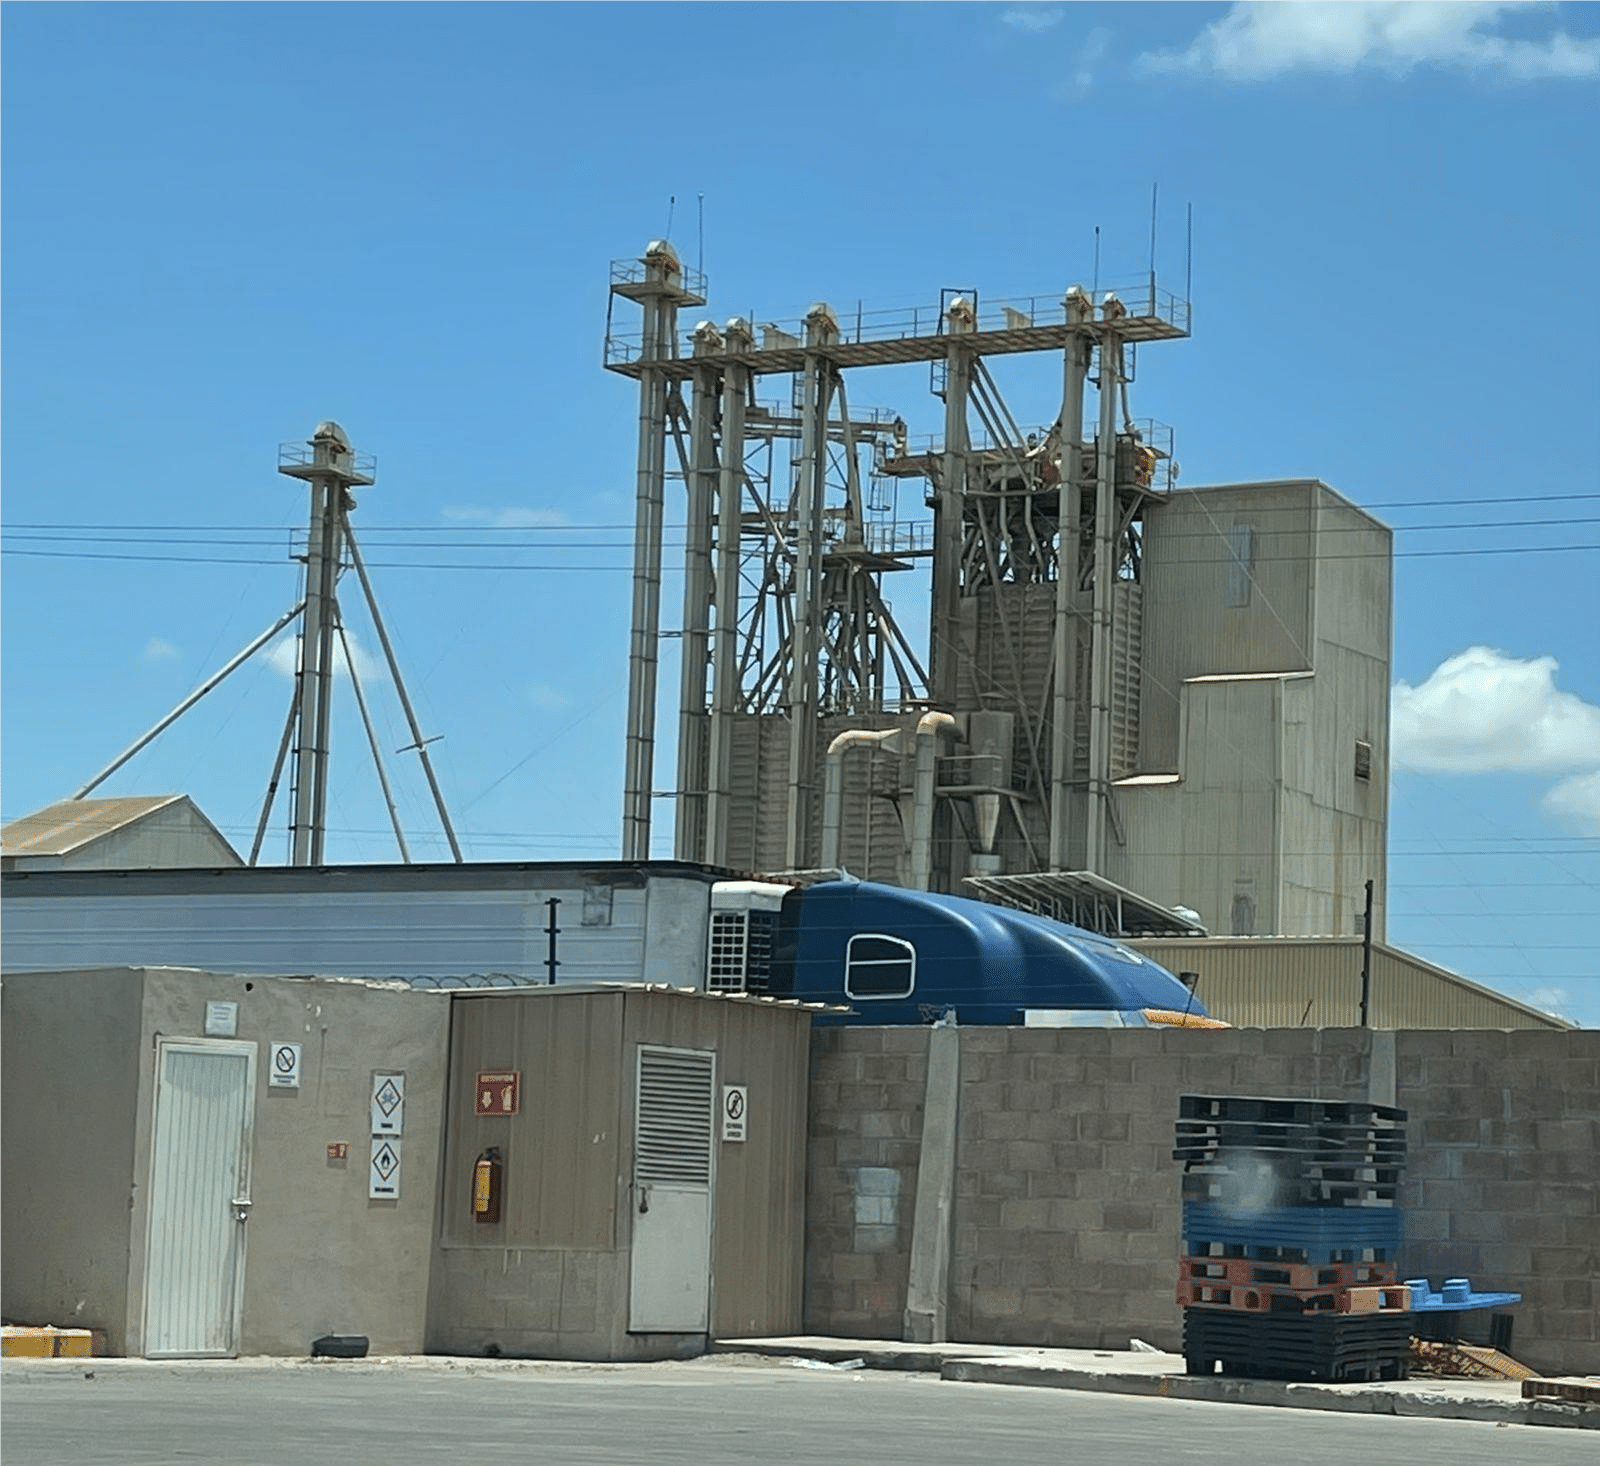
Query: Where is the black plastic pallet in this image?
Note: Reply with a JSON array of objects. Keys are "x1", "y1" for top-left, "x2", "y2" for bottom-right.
[
  {"x1": 1179, "y1": 1096, "x2": 1407, "y2": 1126},
  {"x1": 1182, "y1": 1310, "x2": 1411, "y2": 1383}
]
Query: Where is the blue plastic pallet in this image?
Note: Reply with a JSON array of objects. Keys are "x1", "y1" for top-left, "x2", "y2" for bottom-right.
[
  {"x1": 1404, "y1": 1277, "x2": 1521, "y2": 1312},
  {"x1": 1183, "y1": 1202, "x2": 1403, "y2": 1260}
]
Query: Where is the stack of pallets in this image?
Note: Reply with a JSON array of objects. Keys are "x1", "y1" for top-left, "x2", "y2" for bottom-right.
[{"x1": 1174, "y1": 1095, "x2": 1413, "y2": 1382}]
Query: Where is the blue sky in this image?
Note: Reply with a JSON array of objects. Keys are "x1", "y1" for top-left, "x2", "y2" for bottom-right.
[{"x1": 3, "y1": 2, "x2": 1597, "y2": 1022}]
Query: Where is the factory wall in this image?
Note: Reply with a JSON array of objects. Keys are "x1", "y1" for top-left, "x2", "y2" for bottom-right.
[
  {"x1": 427, "y1": 987, "x2": 811, "y2": 1360},
  {"x1": 804, "y1": 1025, "x2": 1599, "y2": 1377},
  {"x1": 1126, "y1": 937, "x2": 1566, "y2": 1031},
  {"x1": 1, "y1": 968, "x2": 448, "y2": 1358},
  {"x1": 0, "y1": 863, "x2": 719, "y2": 987}
]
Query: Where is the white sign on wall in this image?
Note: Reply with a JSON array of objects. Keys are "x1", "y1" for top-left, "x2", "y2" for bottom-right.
[
  {"x1": 722, "y1": 1084, "x2": 748, "y2": 1143},
  {"x1": 369, "y1": 1137, "x2": 402, "y2": 1199},
  {"x1": 371, "y1": 1073, "x2": 406, "y2": 1136},
  {"x1": 204, "y1": 1001, "x2": 238, "y2": 1037},
  {"x1": 269, "y1": 1042, "x2": 302, "y2": 1089}
]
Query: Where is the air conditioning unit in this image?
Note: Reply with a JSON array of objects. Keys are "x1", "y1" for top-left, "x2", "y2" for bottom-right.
[{"x1": 707, "y1": 881, "x2": 789, "y2": 994}]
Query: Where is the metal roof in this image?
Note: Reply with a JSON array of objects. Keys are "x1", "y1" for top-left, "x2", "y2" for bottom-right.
[
  {"x1": 1, "y1": 795, "x2": 193, "y2": 859},
  {"x1": 962, "y1": 869, "x2": 1209, "y2": 938}
]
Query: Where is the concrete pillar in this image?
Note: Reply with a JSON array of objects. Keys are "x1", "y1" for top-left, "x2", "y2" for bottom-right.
[{"x1": 903, "y1": 1022, "x2": 960, "y2": 1343}]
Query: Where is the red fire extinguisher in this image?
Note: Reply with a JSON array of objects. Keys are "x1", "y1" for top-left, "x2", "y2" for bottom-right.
[{"x1": 472, "y1": 1146, "x2": 503, "y2": 1224}]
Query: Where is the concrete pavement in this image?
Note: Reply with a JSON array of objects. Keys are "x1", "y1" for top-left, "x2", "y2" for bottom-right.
[
  {"x1": 4, "y1": 1355, "x2": 1598, "y2": 1466},
  {"x1": 714, "y1": 1335, "x2": 1600, "y2": 1431}
]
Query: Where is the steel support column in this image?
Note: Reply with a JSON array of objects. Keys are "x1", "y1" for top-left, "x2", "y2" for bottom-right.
[
  {"x1": 1085, "y1": 322, "x2": 1123, "y2": 873},
  {"x1": 785, "y1": 304, "x2": 839, "y2": 868},
  {"x1": 705, "y1": 322, "x2": 752, "y2": 868},
  {"x1": 931, "y1": 316, "x2": 973, "y2": 707},
  {"x1": 674, "y1": 331, "x2": 722, "y2": 862},
  {"x1": 1049, "y1": 289, "x2": 1093, "y2": 870},
  {"x1": 621, "y1": 268, "x2": 675, "y2": 860}
]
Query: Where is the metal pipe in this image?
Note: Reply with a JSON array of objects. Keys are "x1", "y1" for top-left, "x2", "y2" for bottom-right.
[
  {"x1": 292, "y1": 478, "x2": 339, "y2": 865},
  {"x1": 1049, "y1": 288, "x2": 1093, "y2": 869},
  {"x1": 706, "y1": 330, "x2": 751, "y2": 867},
  {"x1": 932, "y1": 308, "x2": 973, "y2": 706},
  {"x1": 909, "y1": 711, "x2": 958, "y2": 891},
  {"x1": 820, "y1": 727, "x2": 904, "y2": 870},
  {"x1": 73, "y1": 600, "x2": 306, "y2": 800},
  {"x1": 675, "y1": 339, "x2": 721, "y2": 861},
  {"x1": 622, "y1": 258, "x2": 674, "y2": 861},
  {"x1": 785, "y1": 305, "x2": 838, "y2": 868},
  {"x1": 336, "y1": 607, "x2": 410, "y2": 862},
  {"x1": 342, "y1": 519, "x2": 463, "y2": 862},
  {"x1": 1085, "y1": 319, "x2": 1122, "y2": 873}
]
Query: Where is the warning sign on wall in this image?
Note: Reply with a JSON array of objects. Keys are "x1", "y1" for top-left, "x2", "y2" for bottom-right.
[
  {"x1": 722, "y1": 1084, "x2": 748, "y2": 1143},
  {"x1": 269, "y1": 1042, "x2": 302, "y2": 1089},
  {"x1": 369, "y1": 1137, "x2": 402, "y2": 1199},
  {"x1": 476, "y1": 1071, "x2": 520, "y2": 1116}
]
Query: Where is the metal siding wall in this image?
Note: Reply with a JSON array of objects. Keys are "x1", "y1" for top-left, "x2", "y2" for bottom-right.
[
  {"x1": 1139, "y1": 485, "x2": 1317, "y2": 770},
  {"x1": 0, "y1": 886, "x2": 651, "y2": 983},
  {"x1": 620, "y1": 992, "x2": 809, "y2": 1338},
  {"x1": 1129, "y1": 939, "x2": 1566, "y2": 1030},
  {"x1": 440, "y1": 992, "x2": 625, "y2": 1250}
]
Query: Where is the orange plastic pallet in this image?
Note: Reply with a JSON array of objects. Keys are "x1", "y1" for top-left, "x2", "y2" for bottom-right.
[
  {"x1": 1179, "y1": 1256, "x2": 1397, "y2": 1290},
  {"x1": 1178, "y1": 1279, "x2": 1412, "y2": 1315}
]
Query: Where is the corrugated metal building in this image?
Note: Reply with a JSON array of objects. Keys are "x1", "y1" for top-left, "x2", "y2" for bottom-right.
[
  {"x1": 1, "y1": 795, "x2": 241, "y2": 872},
  {"x1": 1128, "y1": 936, "x2": 1569, "y2": 1030},
  {"x1": 0, "y1": 861, "x2": 722, "y2": 990}
]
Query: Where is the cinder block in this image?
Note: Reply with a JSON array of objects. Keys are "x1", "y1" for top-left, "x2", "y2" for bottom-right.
[
  {"x1": 1004, "y1": 1139, "x2": 1054, "y2": 1172},
  {"x1": 1079, "y1": 1057, "x2": 1135, "y2": 1085},
  {"x1": 880, "y1": 1028, "x2": 931, "y2": 1055},
  {"x1": 1029, "y1": 1054, "x2": 1085, "y2": 1085},
  {"x1": 999, "y1": 1197, "x2": 1055, "y2": 1231},
  {"x1": 978, "y1": 1169, "x2": 1029, "y2": 1199},
  {"x1": 1003, "y1": 1080, "x2": 1057, "y2": 1112},
  {"x1": 1079, "y1": 1112, "x2": 1129, "y2": 1143},
  {"x1": 1101, "y1": 1200, "x2": 1155, "y2": 1233},
  {"x1": 1024, "y1": 1168, "x2": 1078, "y2": 1199}
]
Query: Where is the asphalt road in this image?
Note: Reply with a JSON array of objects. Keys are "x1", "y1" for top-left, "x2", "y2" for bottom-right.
[{"x1": 1, "y1": 1357, "x2": 1587, "y2": 1465}]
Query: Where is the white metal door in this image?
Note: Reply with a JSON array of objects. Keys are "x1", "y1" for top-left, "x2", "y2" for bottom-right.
[
  {"x1": 143, "y1": 1040, "x2": 256, "y2": 1358},
  {"x1": 628, "y1": 1045, "x2": 714, "y2": 1332}
]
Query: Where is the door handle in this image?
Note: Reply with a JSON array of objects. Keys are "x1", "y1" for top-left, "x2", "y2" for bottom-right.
[{"x1": 637, "y1": 1183, "x2": 651, "y2": 1215}]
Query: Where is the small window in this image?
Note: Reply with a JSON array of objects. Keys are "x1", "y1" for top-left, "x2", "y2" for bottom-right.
[
  {"x1": 845, "y1": 933, "x2": 916, "y2": 999},
  {"x1": 1354, "y1": 740, "x2": 1373, "y2": 781},
  {"x1": 1225, "y1": 524, "x2": 1255, "y2": 608}
]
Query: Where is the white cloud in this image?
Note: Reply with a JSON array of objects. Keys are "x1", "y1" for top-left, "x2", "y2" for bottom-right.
[
  {"x1": 1065, "y1": 26, "x2": 1113, "y2": 98},
  {"x1": 1522, "y1": 983, "x2": 1574, "y2": 1020},
  {"x1": 442, "y1": 505, "x2": 574, "y2": 529},
  {"x1": 1139, "y1": 1, "x2": 1600, "y2": 82},
  {"x1": 143, "y1": 637, "x2": 181, "y2": 663},
  {"x1": 527, "y1": 682, "x2": 574, "y2": 712},
  {"x1": 265, "y1": 628, "x2": 385, "y2": 685},
  {"x1": 1392, "y1": 646, "x2": 1600, "y2": 773},
  {"x1": 1542, "y1": 768, "x2": 1600, "y2": 834},
  {"x1": 1002, "y1": 6, "x2": 1064, "y2": 34}
]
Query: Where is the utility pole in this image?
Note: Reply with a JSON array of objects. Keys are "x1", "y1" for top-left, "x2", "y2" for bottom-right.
[
  {"x1": 278, "y1": 422, "x2": 374, "y2": 865},
  {"x1": 1359, "y1": 877, "x2": 1375, "y2": 1026}
]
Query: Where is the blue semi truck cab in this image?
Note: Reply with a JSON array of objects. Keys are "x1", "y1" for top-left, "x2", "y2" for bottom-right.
[{"x1": 709, "y1": 875, "x2": 1218, "y2": 1027}]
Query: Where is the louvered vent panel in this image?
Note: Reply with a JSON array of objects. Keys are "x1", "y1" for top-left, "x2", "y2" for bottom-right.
[
  {"x1": 635, "y1": 1048, "x2": 714, "y2": 1185},
  {"x1": 707, "y1": 911, "x2": 748, "y2": 994}
]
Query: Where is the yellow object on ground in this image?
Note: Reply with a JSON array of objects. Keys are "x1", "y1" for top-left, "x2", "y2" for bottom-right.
[{"x1": 1, "y1": 1326, "x2": 101, "y2": 1358}]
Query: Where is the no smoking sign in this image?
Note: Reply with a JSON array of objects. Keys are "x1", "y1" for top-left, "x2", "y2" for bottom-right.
[
  {"x1": 269, "y1": 1042, "x2": 302, "y2": 1089},
  {"x1": 722, "y1": 1084, "x2": 748, "y2": 1143}
]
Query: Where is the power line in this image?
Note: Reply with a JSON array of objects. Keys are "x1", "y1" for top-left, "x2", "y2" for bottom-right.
[{"x1": 7, "y1": 543, "x2": 1599, "y2": 572}]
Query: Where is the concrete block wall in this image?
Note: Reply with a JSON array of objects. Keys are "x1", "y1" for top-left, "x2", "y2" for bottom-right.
[
  {"x1": 1396, "y1": 1029, "x2": 1599, "y2": 1375},
  {"x1": 803, "y1": 1026, "x2": 1599, "y2": 1376},
  {"x1": 804, "y1": 1028, "x2": 929, "y2": 1334}
]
